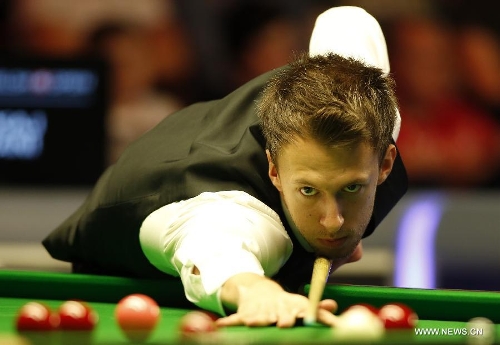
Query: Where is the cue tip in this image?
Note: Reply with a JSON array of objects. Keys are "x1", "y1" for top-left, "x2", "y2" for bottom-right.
[{"x1": 303, "y1": 316, "x2": 317, "y2": 327}]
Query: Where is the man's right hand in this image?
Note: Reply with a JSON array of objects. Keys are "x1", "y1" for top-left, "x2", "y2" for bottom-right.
[{"x1": 216, "y1": 272, "x2": 338, "y2": 328}]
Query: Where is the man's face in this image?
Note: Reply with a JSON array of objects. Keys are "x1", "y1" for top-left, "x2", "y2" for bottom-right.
[{"x1": 267, "y1": 136, "x2": 395, "y2": 260}]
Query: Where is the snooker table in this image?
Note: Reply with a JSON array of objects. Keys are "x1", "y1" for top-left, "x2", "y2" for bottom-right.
[{"x1": 0, "y1": 270, "x2": 499, "y2": 344}]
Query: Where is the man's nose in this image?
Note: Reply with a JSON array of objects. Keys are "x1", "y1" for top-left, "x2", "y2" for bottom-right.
[{"x1": 319, "y1": 199, "x2": 344, "y2": 233}]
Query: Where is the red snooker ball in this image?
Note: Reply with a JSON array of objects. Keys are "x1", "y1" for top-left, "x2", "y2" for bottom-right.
[
  {"x1": 58, "y1": 300, "x2": 98, "y2": 330},
  {"x1": 16, "y1": 302, "x2": 60, "y2": 331},
  {"x1": 378, "y1": 303, "x2": 418, "y2": 329},
  {"x1": 179, "y1": 311, "x2": 218, "y2": 336},
  {"x1": 115, "y1": 294, "x2": 160, "y2": 342}
]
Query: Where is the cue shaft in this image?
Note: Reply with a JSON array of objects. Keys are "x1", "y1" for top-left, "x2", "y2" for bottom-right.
[{"x1": 304, "y1": 257, "x2": 333, "y2": 326}]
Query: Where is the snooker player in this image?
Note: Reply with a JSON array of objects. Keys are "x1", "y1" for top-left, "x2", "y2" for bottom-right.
[{"x1": 43, "y1": 7, "x2": 407, "y2": 328}]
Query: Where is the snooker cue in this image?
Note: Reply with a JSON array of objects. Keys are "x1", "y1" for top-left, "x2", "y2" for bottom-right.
[{"x1": 304, "y1": 256, "x2": 333, "y2": 326}]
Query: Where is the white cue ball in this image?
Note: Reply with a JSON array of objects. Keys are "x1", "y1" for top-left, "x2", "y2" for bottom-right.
[
  {"x1": 466, "y1": 317, "x2": 494, "y2": 345},
  {"x1": 333, "y1": 306, "x2": 385, "y2": 341}
]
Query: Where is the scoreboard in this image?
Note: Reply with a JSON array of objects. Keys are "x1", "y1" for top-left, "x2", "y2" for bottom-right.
[{"x1": 0, "y1": 58, "x2": 108, "y2": 186}]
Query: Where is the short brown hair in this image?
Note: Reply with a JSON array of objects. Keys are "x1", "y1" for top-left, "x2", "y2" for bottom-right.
[{"x1": 257, "y1": 52, "x2": 398, "y2": 164}]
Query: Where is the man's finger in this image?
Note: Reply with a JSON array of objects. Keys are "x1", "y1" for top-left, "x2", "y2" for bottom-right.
[
  {"x1": 318, "y1": 309, "x2": 340, "y2": 327},
  {"x1": 215, "y1": 313, "x2": 242, "y2": 327},
  {"x1": 318, "y1": 299, "x2": 338, "y2": 313},
  {"x1": 276, "y1": 311, "x2": 297, "y2": 328},
  {"x1": 216, "y1": 312, "x2": 279, "y2": 327}
]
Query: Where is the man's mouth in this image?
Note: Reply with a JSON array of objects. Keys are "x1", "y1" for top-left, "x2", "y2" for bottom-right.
[{"x1": 317, "y1": 236, "x2": 348, "y2": 248}]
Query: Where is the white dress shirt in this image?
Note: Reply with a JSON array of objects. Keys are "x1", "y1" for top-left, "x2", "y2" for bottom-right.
[{"x1": 139, "y1": 191, "x2": 293, "y2": 315}]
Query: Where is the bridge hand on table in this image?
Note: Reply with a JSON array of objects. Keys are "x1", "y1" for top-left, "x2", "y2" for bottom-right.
[{"x1": 216, "y1": 276, "x2": 338, "y2": 328}]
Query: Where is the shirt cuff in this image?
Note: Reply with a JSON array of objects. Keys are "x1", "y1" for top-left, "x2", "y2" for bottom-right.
[{"x1": 178, "y1": 247, "x2": 265, "y2": 315}]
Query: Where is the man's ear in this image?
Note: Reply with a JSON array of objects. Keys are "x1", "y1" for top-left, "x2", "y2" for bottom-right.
[
  {"x1": 266, "y1": 150, "x2": 283, "y2": 192},
  {"x1": 377, "y1": 144, "x2": 397, "y2": 185}
]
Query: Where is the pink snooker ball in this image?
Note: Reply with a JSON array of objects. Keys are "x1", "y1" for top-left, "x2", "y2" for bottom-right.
[{"x1": 115, "y1": 294, "x2": 160, "y2": 342}]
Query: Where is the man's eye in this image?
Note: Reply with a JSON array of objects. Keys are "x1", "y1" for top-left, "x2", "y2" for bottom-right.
[
  {"x1": 343, "y1": 184, "x2": 362, "y2": 193},
  {"x1": 300, "y1": 187, "x2": 318, "y2": 196}
]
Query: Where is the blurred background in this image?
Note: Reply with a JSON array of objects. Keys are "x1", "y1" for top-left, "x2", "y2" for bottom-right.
[{"x1": 0, "y1": 0, "x2": 499, "y2": 291}]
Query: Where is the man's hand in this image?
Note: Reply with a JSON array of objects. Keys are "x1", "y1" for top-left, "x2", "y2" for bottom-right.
[{"x1": 216, "y1": 273, "x2": 338, "y2": 328}]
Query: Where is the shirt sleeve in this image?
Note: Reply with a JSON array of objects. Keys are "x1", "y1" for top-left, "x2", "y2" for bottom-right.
[{"x1": 139, "y1": 191, "x2": 293, "y2": 315}]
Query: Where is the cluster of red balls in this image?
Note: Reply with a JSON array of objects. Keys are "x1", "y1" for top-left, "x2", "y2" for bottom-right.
[{"x1": 16, "y1": 300, "x2": 98, "y2": 332}]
